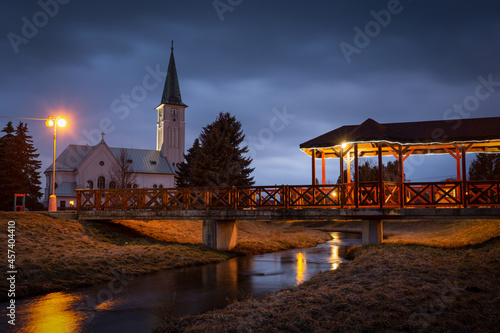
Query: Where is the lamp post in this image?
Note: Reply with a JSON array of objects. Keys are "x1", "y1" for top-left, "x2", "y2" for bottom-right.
[{"x1": 46, "y1": 116, "x2": 66, "y2": 212}]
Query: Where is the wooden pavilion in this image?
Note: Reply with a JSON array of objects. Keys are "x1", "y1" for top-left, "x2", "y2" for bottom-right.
[{"x1": 300, "y1": 117, "x2": 500, "y2": 208}]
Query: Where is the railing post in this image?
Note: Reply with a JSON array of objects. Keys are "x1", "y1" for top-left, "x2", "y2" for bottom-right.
[
  {"x1": 96, "y1": 190, "x2": 102, "y2": 211},
  {"x1": 233, "y1": 186, "x2": 237, "y2": 210},
  {"x1": 76, "y1": 190, "x2": 81, "y2": 211},
  {"x1": 284, "y1": 185, "x2": 289, "y2": 209},
  {"x1": 183, "y1": 188, "x2": 189, "y2": 210}
]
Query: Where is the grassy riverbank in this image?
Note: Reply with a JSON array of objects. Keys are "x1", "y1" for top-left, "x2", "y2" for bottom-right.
[
  {"x1": 154, "y1": 219, "x2": 500, "y2": 332},
  {"x1": 0, "y1": 212, "x2": 330, "y2": 301}
]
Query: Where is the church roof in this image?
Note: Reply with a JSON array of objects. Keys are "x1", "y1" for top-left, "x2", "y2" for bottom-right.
[
  {"x1": 159, "y1": 42, "x2": 187, "y2": 107},
  {"x1": 45, "y1": 143, "x2": 176, "y2": 175},
  {"x1": 300, "y1": 116, "x2": 500, "y2": 149}
]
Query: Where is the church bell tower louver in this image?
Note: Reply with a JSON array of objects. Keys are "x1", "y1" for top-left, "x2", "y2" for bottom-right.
[{"x1": 156, "y1": 41, "x2": 187, "y2": 167}]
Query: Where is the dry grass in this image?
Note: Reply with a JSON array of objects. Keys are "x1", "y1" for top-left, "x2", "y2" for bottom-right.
[
  {"x1": 154, "y1": 220, "x2": 500, "y2": 332},
  {"x1": 231, "y1": 221, "x2": 331, "y2": 255},
  {"x1": 0, "y1": 213, "x2": 330, "y2": 301},
  {"x1": 383, "y1": 219, "x2": 500, "y2": 247}
]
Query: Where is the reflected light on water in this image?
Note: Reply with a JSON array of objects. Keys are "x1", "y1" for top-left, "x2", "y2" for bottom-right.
[
  {"x1": 331, "y1": 246, "x2": 340, "y2": 270},
  {"x1": 296, "y1": 252, "x2": 306, "y2": 285},
  {"x1": 22, "y1": 292, "x2": 83, "y2": 333}
]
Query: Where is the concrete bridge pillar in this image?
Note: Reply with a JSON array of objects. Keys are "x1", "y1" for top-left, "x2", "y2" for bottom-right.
[
  {"x1": 203, "y1": 219, "x2": 237, "y2": 251},
  {"x1": 362, "y1": 219, "x2": 383, "y2": 245}
]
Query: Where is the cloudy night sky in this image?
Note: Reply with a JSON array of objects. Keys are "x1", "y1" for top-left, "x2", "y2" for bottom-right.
[{"x1": 1, "y1": 0, "x2": 500, "y2": 190}]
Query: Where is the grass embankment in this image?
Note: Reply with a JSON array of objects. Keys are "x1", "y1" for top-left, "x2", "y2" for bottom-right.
[
  {"x1": 0, "y1": 213, "x2": 330, "y2": 301},
  {"x1": 154, "y1": 220, "x2": 500, "y2": 332}
]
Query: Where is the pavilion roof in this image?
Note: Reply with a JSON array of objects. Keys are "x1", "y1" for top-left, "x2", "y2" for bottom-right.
[{"x1": 300, "y1": 117, "x2": 500, "y2": 157}]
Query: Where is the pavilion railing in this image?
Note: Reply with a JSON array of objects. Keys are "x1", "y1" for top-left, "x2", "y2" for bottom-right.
[{"x1": 75, "y1": 180, "x2": 500, "y2": 211}]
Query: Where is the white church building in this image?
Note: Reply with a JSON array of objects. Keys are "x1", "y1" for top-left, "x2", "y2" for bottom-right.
[{"x1": 44, "y1": 45, "x2": 187, "y2": 209}]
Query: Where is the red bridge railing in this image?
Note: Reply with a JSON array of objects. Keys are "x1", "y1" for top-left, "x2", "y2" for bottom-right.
[{"x1": 75, "y1": 181, "x2": 500, "y2": 211}]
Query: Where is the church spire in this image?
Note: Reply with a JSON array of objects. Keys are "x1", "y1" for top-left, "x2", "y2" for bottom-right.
[{"x1": 160, "y1": 41, "x2": 187, "y2": 106}]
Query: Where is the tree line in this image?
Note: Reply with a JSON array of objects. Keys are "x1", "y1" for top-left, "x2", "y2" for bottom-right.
[
  {"x1": 0, "y1": 122, "x2": 43, "y2": 210},
  {"x1": 0, "y1": 115, "x2": 499, "y2": 211}
]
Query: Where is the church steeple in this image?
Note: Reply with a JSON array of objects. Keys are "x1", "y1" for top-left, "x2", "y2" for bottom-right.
[
  {"x1": 155, "y1": 41, "x2": 188, "y2": 167},
  {"x1": 160, "y1": 41, "x2": 187, "y2": 107}
]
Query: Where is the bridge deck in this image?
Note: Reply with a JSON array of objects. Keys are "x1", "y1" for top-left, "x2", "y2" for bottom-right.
[{"x1": 77, "y1": 207, "x2": 500, "y2": 221}]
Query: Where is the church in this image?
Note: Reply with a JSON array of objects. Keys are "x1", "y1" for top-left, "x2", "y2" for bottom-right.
[{"x1": 44, "y1": 45, "x2": 187, "y2": 209}]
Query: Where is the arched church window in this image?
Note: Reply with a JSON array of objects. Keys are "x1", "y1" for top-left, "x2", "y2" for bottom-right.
[
  {"x1": 132, "y1": 184, "x2": 138, "y2": 189},
  {"x1": 109, "y1": 181, "x2": 116, "y2": 189},
  {"x1": 97, "y1": 176, "x2": 105, "y2": 189},
  {"x1": 86, "y1": 180, "x2": 93, "y2": 189},
  {"x1": 153, "y1": 184, "x2": 157, "y2": 189},
  {"x1": 158, "y1": 184, "x2": 163, "y2": 188}
]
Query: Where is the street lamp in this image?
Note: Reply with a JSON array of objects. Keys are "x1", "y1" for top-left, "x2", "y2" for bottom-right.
[{"x1": 46, "y1": 116, "x2": 67, "y2": 212}]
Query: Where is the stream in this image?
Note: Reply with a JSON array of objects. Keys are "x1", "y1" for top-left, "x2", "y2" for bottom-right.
[{"x1": 1, "y1": 232, "x2": 361, "y2": 332}]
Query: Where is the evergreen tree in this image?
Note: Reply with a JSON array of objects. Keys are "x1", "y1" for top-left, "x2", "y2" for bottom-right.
[
  {"x1": 176, "y1": 112, "x2": 254, "y2": 187},
  {"x1": 338, "y1": 160, "x2": 401, "y2": 183},
  {"x1": 468, "y1": 153, "x2": 500, "y2": 180},
  {"x1": 0, "y1": 122, "x2": 43, "y2": 210},
  {"x1": 175, "y1": 138, "x2": 201, "y2": 187}
]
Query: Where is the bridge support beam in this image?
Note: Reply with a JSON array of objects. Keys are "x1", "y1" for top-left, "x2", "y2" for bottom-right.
[
  {"x1": 362, "y1": 219, "x2": 383, "y2": 246},
  {"x1": 203, "y1": 219, "x2": 237, "y2": 251}
]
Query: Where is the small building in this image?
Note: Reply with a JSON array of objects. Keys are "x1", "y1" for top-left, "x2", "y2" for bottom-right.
[
  {"x1": 44, "y1": 44, "x2": 188, "y2": 209},
  {"x1": 300, "y1": 117, "x2": 500, "y2": 208}
]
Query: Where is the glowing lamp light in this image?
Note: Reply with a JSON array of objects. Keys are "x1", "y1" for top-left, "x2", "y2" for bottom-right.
[
  {"x1": 47, "y1": 116, "x2": 67, "y2": 212},
  {"x1": 46, "y1": 116, "x2": 66, "y2": 128},
  {"x1": 341, "y1": 142, "x2": 348, "y2": 149},
  {"x1": 57, "y1": 118, "x2": 67, "y2": 127}
]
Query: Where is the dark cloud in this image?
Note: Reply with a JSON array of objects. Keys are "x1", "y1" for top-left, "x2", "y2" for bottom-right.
[{"x1": 1, "y1": 0, "x2": 499, "y2": 187}]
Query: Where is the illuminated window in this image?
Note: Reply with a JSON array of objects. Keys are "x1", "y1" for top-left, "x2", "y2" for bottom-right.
[{"x1": 97, "y1": 176, "x2": 105, "y2": 189}]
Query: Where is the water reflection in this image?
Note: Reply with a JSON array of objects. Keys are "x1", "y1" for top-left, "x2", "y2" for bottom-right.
[
  {"x1": 0, "y1": 232, "x2": 361, "y2": 333},
  {"x1": 19, "y1": 292, "x2": 84, "y2": 333},
  {"x1": 296, "y1": 252, "x2": 306, "y2": 284}
]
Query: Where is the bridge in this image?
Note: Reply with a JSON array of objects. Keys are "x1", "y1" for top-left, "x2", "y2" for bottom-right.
[
  {"x1": 75, "y1": 117, "x2": 500, "y2": 250},
  {"x1": 76, "y1": 181, "x2": 500, "y2": 250}
]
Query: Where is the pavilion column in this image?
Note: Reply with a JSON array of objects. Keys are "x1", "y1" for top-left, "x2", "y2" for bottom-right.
[
  {"x1": 339, "y1": 146, "x2": 344, "y2": 208},
  {"x1": 311, "y1": 149, "x2": 316, "y2": 185},
  {"x1": 346, "y1": 152, "x2": 352, "y2": 183},
  {"x1": 354, "y1": 143, "x2": 359, "y2": 208},
  {"x1": 398, "y1": 146, "x2": 404, "y2": 208},
  {"x1": 456, "y1": 148, "x2": 462, "y2": 181},
  {"x1": 461, "y1": 145, "x2": 467, "y2": 208},
  {"x1": 321, "y1": 151, "x2": 326, "y2": 185},
  {"x1": 339, "y1": 146, "x2": 344, "y2": 184},
  {"x1": 378, "y1": 143, "x2": 384, "y2": 208}
]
